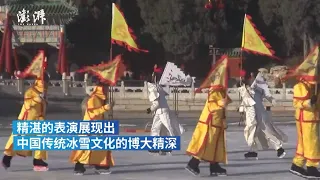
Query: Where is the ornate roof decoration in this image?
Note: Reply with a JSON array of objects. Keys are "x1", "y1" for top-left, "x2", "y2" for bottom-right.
[
  {"x1": 7, "y1": 1, "x2": 78, "y2": 16},
  {"x1": 1, "y1": 0, "x2": 78, "y2": 25}
]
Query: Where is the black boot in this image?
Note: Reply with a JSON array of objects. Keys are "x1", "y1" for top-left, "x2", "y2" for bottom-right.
[
  {"x1": 307, "y1": 166, "x2": 320, "y2": 178},
  {"x1": 289, "y1": 163, "x2": 307, "y2": 178},
  {"x1": 33, "y1": 159, "x2": 48, "y2": 171},
  {"x1": 210, "y1": 163, "x2": 227, "y2": 176},
  {"x1": 2, "y1": 155, "x2": 12, "y2": 169},
  {"x1": 185, "y1": 157, "x2": 200, "y2": 176},
  {"x1": 244, "y1": 152, "x2": 258, "y2": 160},
  {"x1": 277, "y1": 148, "x2": 286, "y2": 158},
  {"x1": 94, "y1": 165, "x2": 111, "y2": 175},
  {"x1": 74, "y1": 162, "x2": 86, "y2": 175}
]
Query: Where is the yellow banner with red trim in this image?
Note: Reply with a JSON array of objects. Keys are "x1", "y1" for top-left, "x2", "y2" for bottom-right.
[
  {"x1": 196, "y1": 55, "x2": 229, "y2": 92},
  {"x1": 241, "y1": 14, "x2": 276, "y2": 58},
  {"x1": 111, "y1": 3, "x2": 148, "y2": 52},
  {"x1": 19, "y1": 50, "x2": 46, "y2": 79},
  {"x1": 283, "y1": 45, "x2": 319, "y2": 82},
  {"x1": 78, "y1": 55, "x2": 126, "y2": 86}
]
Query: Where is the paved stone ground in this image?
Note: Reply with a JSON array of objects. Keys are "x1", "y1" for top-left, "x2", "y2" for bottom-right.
[{"x1": 0, "y1": 124, "x2": 305, "y2": 180}]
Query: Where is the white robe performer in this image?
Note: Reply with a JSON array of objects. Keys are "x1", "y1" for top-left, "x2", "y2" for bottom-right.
[
  {"x1": 238, "y1": 73, "x2": 288, "y2": 159},
  {"x1": 237, "y1": 84, "x2": 258, "y2": 151},
  {"x1": 146, "y1": 82, "x2": 184, "y2": 154}
]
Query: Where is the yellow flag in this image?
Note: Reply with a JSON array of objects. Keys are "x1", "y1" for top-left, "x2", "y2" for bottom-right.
[
  {"x1": 19, "y1": 50, "x2": 46, "y2": 79},
  {"x1": 111, "y1": 3, "x2": 148, "y2": 52},
  {"x1": 78, "y1": 55, "x2": 126, "y2": 86},
  {"x1": 283, "y1": 45, "x2": 319, "y2": 82},
  {"x1": 241, "y1": 14, "x2": 275, "y2": 57},
  {"x1": 196, "y1": 55, "x2": 229, "y2": 93}
]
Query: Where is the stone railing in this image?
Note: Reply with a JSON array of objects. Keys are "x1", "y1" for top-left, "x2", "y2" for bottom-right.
[{"x1": 0, "y1": 75, "x2": 293, "y2": 101}]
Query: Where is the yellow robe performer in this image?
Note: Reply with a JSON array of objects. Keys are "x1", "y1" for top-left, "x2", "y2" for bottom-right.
[
  {"x1": 2, "y1": 78, "x2": 49, "y2": 171},
  {"x1": 290, "y1": 80, "x2": 320, "y2": 178},
  {"x1": 186, "y1": 87, "x2": 232, "y2": 176},
  {"x1": 73, "y1": 54, "x2": 125, "y2": 175},
  {"x1": 69, "y1": 84, "x2": 114, "y2": 175}
]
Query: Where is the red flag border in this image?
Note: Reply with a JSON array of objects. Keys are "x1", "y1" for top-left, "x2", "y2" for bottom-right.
[
  {"x1": 77, "y1": 55, "x2": 125, "y2": 86},
  {"x1": 195, "y1": 54, "x2": 229, "y2": 93},
  {"x1": 18, "y1": 50, "x2": 45, "y2": 79},
  {"x1": 111, "y1": 3, "x2": 148, "y2": 53},
  {"x1": 281, "y1": 45, "x2": 319, "y2": 82}
]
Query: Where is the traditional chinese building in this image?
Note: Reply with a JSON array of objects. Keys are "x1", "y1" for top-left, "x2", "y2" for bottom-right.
[{"x1": 0, "y1": 0, "x2": 77, "y2": 77}]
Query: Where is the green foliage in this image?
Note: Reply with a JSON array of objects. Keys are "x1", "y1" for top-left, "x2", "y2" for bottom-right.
[
  {"x1": 258, "y1": 0, "x2": 320, "y2": 56},
  {"x1": 15, "y1": 0, "x2": 319, "y2": 75},
  {"x1": 136, "y1": 0, "x2": 216, "y2": 62}
]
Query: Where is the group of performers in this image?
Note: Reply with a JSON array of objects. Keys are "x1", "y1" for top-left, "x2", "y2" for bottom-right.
[
  {"x1": 236, "y1": 72, "x2": 287, "y2": 160},
  {"x1": 185, "y1": 71, "x2": 320, "y2": 179},
  {"x1": 0, "y1": 67, "x2": 186, "y2": 175},
  {"x1": 2, "y1": 65, "x2": 320, "y2": 179},
  {"x1": 2, "y1": 74, "x2": 115, "y2": 175}
]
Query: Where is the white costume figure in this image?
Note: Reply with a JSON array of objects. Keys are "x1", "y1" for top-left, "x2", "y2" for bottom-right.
[
  {"x1": 146, "y1": 82, "x2": 184, "y2": 155},
  {"x1": 237, "y1": 83, "x2": 257, "y2": 150},
  {"x1": 238, "y1": 73, "x2": 288, "y2": 159}
]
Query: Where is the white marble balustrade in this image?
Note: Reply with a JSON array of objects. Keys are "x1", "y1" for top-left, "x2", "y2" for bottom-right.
[{"x1": 0, "y1": 77, "x2": 293, "y2": 101}]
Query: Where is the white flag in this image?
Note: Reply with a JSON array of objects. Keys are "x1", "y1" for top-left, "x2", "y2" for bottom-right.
[{"x1": 159, "y1": 62, "x2": 195, "y2": 86}]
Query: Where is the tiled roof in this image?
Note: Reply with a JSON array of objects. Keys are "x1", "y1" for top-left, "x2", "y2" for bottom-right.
[{"x1": 7, "y1": 1, "x2": 78, "y2": 16}]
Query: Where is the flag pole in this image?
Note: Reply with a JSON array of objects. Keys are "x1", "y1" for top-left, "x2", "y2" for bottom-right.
[
  {"x1": 108, "y1": 44, "x2": 114, "y2": 120},
  {"x1": 240, "y1": 14, "x2": 246, "y2": 84},
  {"x1": 238, "y1": 14, "x2": 246, "y2": 126},
  {"x1": 42, "y1": 54, "x2": 46, "y2": 82},
  {"x1": 315, "y1": 46, "x2": 319, "y2": 95},
  {"x1": 240, "y1": 50, "x2": 243, "y2": 81},
  {"x1": 108, "y1": 4, "x2": 115, "y2": 120}
]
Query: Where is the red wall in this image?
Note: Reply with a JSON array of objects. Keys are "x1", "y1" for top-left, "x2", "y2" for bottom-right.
[{"x1": 228, "y1": 57, "x2": 242, "y2": 78}]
